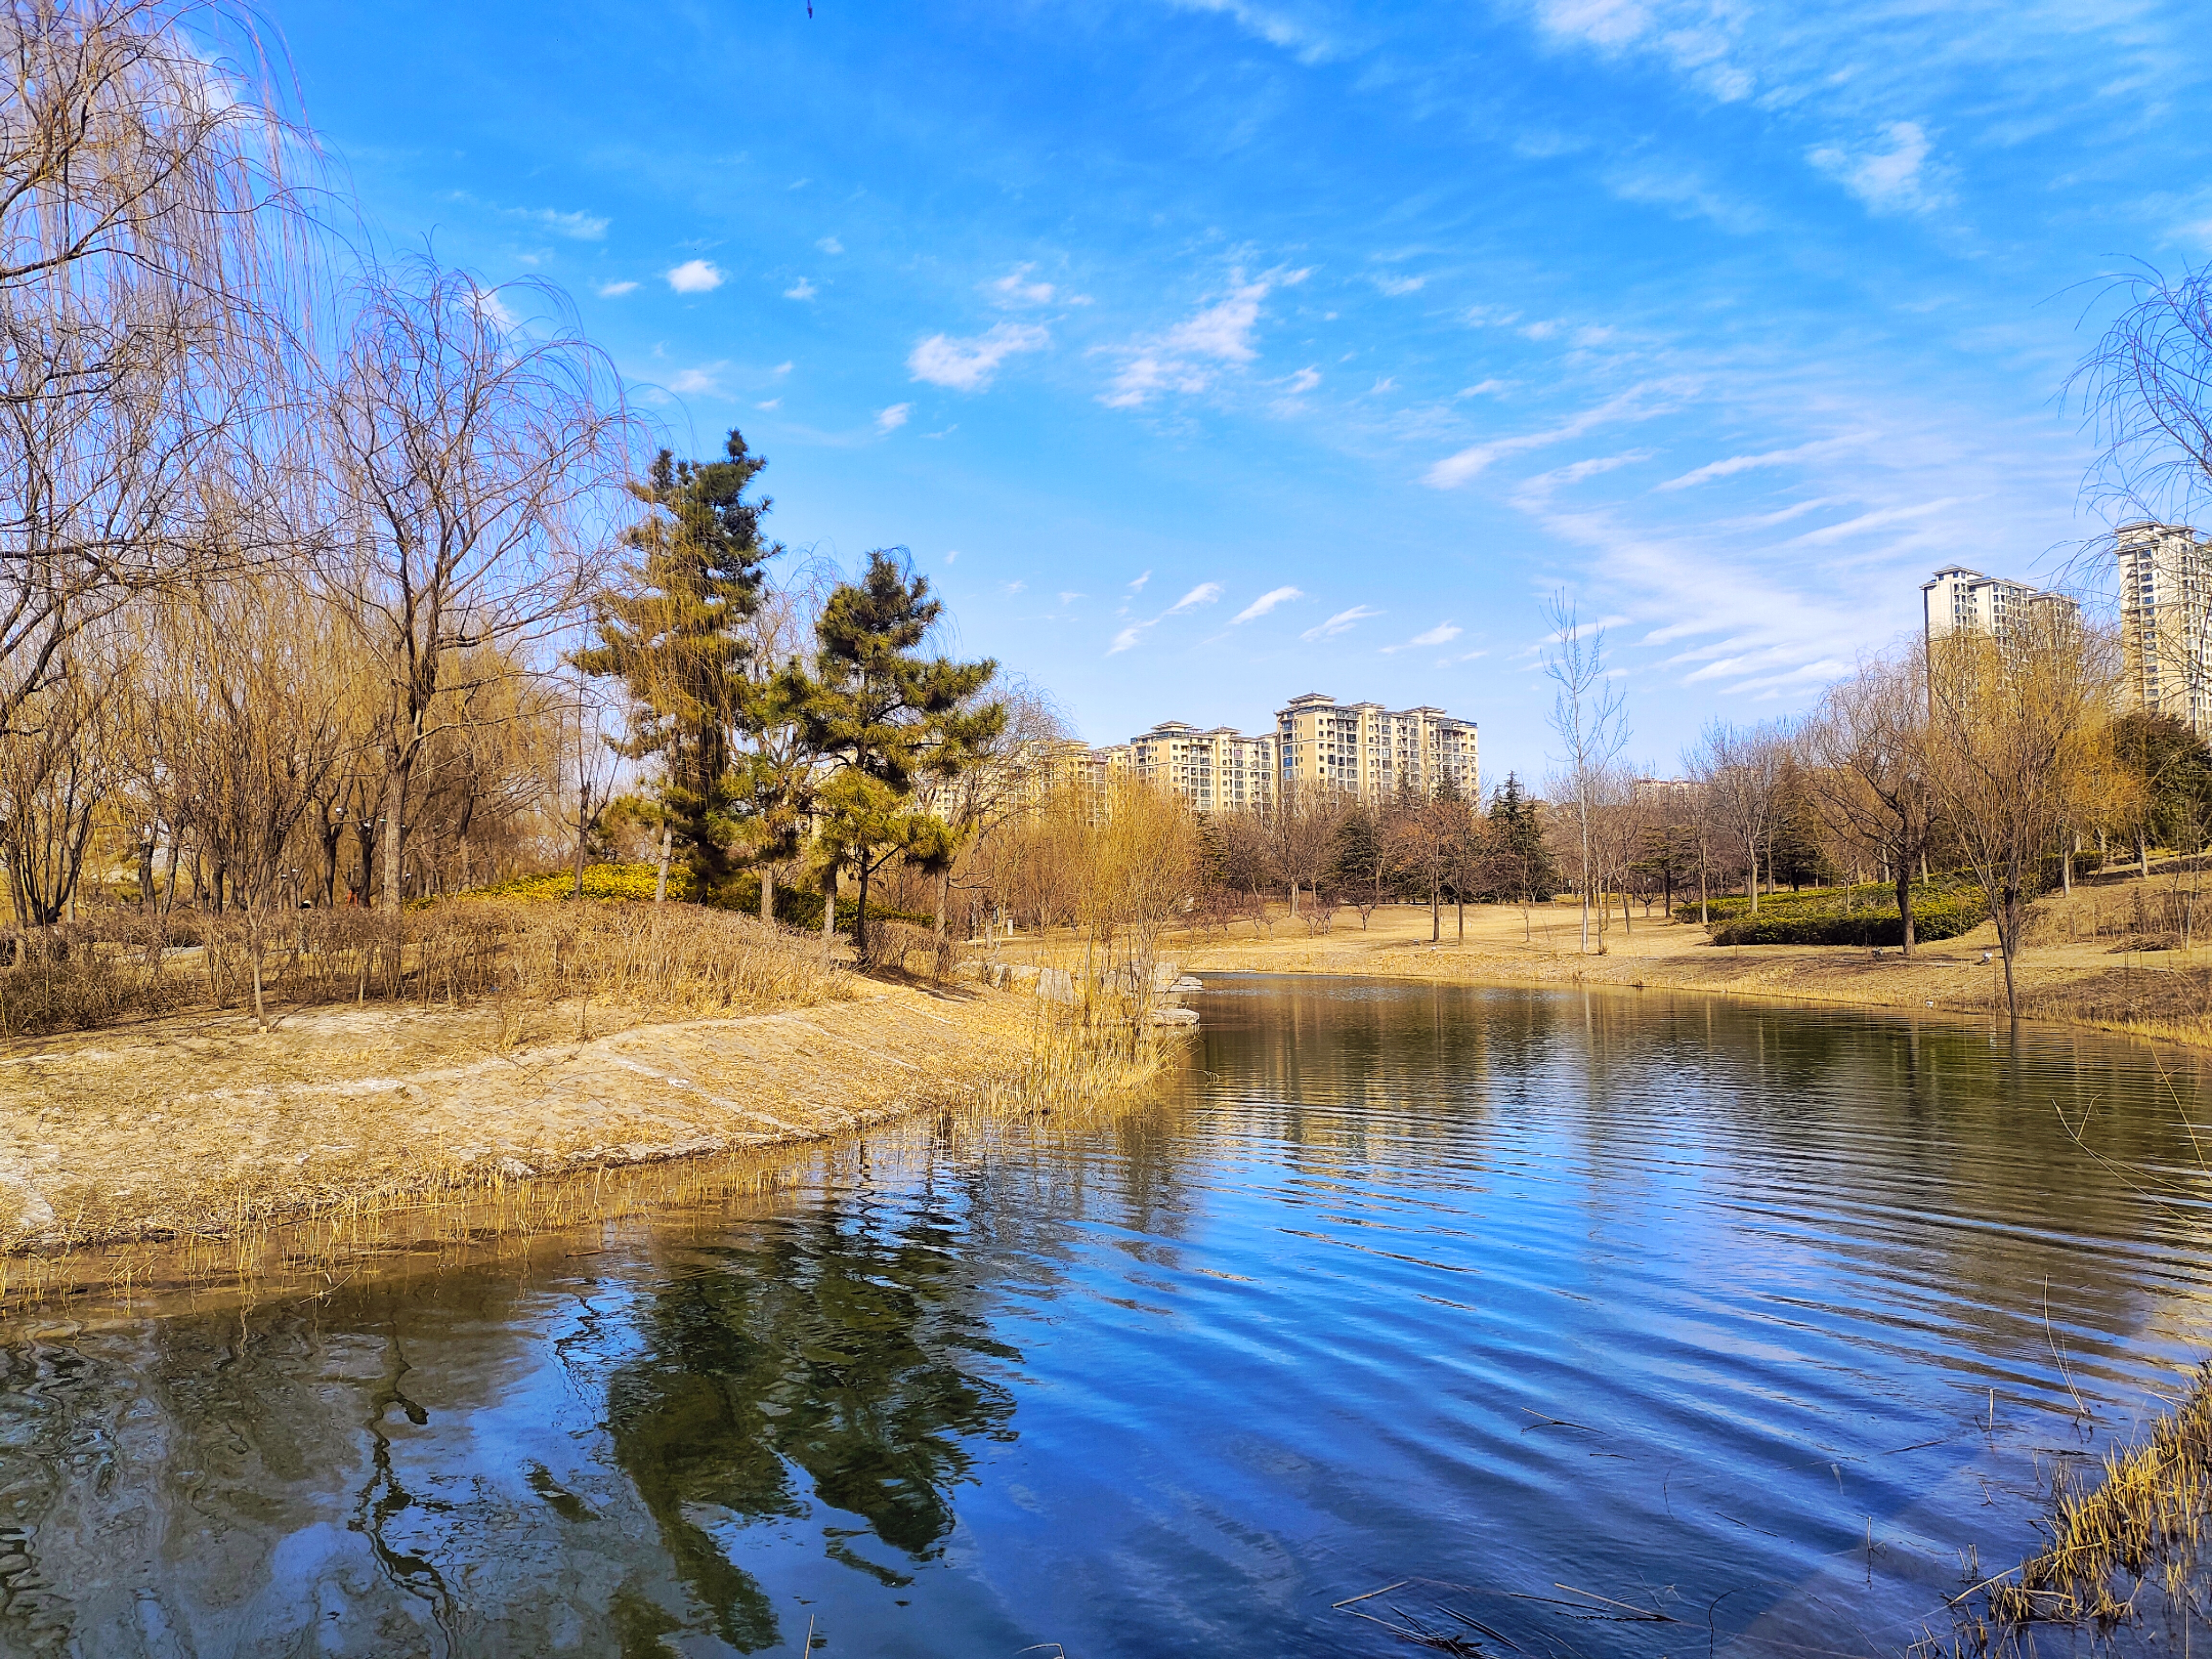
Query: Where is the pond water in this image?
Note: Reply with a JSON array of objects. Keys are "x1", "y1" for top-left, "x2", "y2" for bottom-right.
[{"x1": 5, "y1": 976, "x2": 2212, "y2": 1657}]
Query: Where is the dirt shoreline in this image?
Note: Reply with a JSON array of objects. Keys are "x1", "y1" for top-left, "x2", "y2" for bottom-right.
[
  {"x1": 1109, "y1": 886, "x2": 2212, "y2": 1051},
  {"x1": 0, "y1": 975, "x2": 1080, "y2": 1263}
]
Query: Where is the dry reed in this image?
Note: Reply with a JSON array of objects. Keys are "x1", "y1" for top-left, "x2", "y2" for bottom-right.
[{"x1": 1984, "y1": 1361, "x2": 2212, "y2": 1628}]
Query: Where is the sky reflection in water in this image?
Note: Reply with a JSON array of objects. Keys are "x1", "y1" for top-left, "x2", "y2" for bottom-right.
[{"x1": 3, "y1": 978, "x2": 2212, "y2": 1656}]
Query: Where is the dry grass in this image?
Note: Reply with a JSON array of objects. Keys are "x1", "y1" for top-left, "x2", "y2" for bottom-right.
[
  {"x1": 1981, "y1": 1363, "x2": 2212, "y2": 1628},
  {"x1": 0, "y1": 899, "x2": 845, "y2": 1037},
  {"x1": 0, "y1": 980, "x2": 1186, "y2": 1319}
]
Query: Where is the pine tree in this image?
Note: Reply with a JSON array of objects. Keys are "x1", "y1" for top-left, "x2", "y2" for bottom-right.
[
  {"x1": 570, "y1": 431, "x2": 780, "y2": 884},
  {"x1": 802, "y1": 552, "x2": 1002, "y2": 955},
  {"x1": 1483, "y1": 772, "x2": 1559, "y2": 902}
]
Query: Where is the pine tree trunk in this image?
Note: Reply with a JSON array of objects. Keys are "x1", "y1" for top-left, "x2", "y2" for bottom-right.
[{"x1": 760, "y1": 861, "x2": 775, "y2": 925}]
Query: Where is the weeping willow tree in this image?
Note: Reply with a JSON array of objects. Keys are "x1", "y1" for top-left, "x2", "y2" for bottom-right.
[{"x1": 0, "y1": 0, "x2": 323, "y2": 737}]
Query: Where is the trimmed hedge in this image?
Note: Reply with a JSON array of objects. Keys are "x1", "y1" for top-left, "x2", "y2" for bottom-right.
[{"x1": 1707, "y1": 887, "x2": 1986, "y2": 946}]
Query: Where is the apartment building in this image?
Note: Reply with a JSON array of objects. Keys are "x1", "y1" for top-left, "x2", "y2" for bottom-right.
[
  {"x1": 1922, "y1": 565, "x2": 2075, "y2": 644},
  {"x1": 1274, "y1": 693, "x2": 1478, "y2": 802},
  {"x1": 1104, "y1": 721, "x2": 1278, "y2": 814},
  {"x1": 2118, "y1": 520, "x2": 2212, "y2": 735}
]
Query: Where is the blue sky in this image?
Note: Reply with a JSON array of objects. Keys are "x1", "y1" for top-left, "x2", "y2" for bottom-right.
[{"x1": 272, "y1": 0, "x2": 2210, "y2": 784}]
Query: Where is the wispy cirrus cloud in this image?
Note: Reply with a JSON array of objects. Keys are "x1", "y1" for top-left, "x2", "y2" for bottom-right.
[
  {"x1": 909, "y1": 322, "x2": 1051, "y2": 391},
  {"x1": 1810, "y1": 122, "x2": 1942, "y2": 215},
  {"x1": 1166, "y1": 581, "x2": 1224, "y2": 613},
  {"x1": 1101, "y1": 270, "x2": 1306, "y2": 408},
  {"x1": 1381, "y1": 622, "x2": 1462, "y2": 653},
  {"x1": 988, "y1": 264, "x2": 1059, "y2": 306},
  {"x1": 1106, "y1": 579, "x2": 1223, "y2": 653},
  {"x1": 1424, "y1": 382, "x2": 1686, "y2": 489},
  {"x1": 1231, "y1": 586, "x2": 1304, "y2": 623},
  {"x1": 1301, "y1": 604, "x2": 1381, "y2": 641},
  {"x1": 876, "y1": 402, "x2": 912, "y2": 433},
  {"x1": 666, "y1": 362, "x2": 729, "y2": 396},
  {"x1": 1656, "y1": 434, "x2": 1872, "y2": 490},
  {"x1": 596, "y1": 279, "x2": 638, "y2": 299}
]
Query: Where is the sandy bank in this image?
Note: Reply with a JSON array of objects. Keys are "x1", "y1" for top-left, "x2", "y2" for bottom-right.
[
  {"x1": 0, "y1": 976, "x2": 1056, "y2": 1254},
  {"x1": 1014, "y1": 885, "x2": 2212, "y2": 1049}
]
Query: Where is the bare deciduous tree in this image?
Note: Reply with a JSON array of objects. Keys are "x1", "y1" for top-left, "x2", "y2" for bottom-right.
[
  {"x1": 1687, "y1": 718, "x2": 1789, "y2": 914},
  {"x1": 0, "y1": 0, "x2": 317, "y2": 734},
  {"x1": 1800, "y1": 646, "x2": 1943, "y2": 957},
  {"x1": 1926, "y1": 611, "x2": 2115, "y2": 1016},
  {"x1": 323, "y1": 261, "x2": 625, "y2": 912},
  {"x1": 1541, "y1": 591, "x2": 1629, "y2": 953}
]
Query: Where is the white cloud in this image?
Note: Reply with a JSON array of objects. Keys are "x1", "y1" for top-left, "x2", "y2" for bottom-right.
[
  {"x1": 1104, "y1": 576, "x2": 1221, "y2": 654},
  {"x1": 784, "y1": 277, "x2": 818, "y2": 301},
  {"x1": 666, "y1": 259, "x2": 725, "y2": 294},
  {"x1": 908, "y1": 322, "x2": 1051, "y2": 391},
  {"x1": 946, "y1": 550, "x2": 960, "y2": 563},
  {"x1": 817, "y1": 236, "x2": 844, "y2": 254},
  {"x1": 756, "y1": 397, "x2": 781, "y2": 410},
  {"x1": 595, "y1": 279, "x2": 639, "y2": 299},
  {"x1": 1059, "y1": 591, "x2": 1086, "y2": 604},
  {"x1": 1281, "y1": 366, "x2": 1321, "y2": 394},
  {"x1": 1809, "y1": 122, "x2": 1939, "y2": 215},
  {"x1": 667, "y1": 362, "x2": 729, "y2": 396},
  {"x1": 510, "y1": 205, "x2": 608, "y2": 240},
  {"x1": 1101, "y1": 277, "x2": 1274, "y2": 409},
  {"x1": 1164, "y1": 0, "x2": 1337, "y2": 62},
  {"x1": 1004, "y1": 580, "x2": 1026, "y2": 595},
  {"x1": 1529, "y1": 0, "x2": 1753, "y2": 102},
  {"x1": 1786, "y1": 496, "x2": 1964, "y2": 547},
  {"x1": 773, "y1": 361, "x2": 793, "y2": 375},
  {"x1": 1165, "y1": 582, "x2": 1224, "y2": 614},
  {"x1": 1456, "y1": 380, "x2": 1506, "y2": 398},
  {"x1": 469, "y1": 287, "x2": 519, "y2": 330},
  {"x1": 989, "y1": 264, "x2": 1057, "y2": 306},
  {"x1": 1373, "y1": 273, "x2": 1427, "y2": 297},
  {"x1": 876, "y1": 402, "x2": 912, "y2": 433},
  {"x1": 1301, "y1": 604, "x2": 1382, "y2": 642},
  {"x1": 1382, "y1": 622, "x2": 1463, "y2": 653},
  {"x1": 1231, "y1": 586, "x2": 1304, "y2": 623},
  {"x1": 1424, "y1": 382, "x2": 1684, "y2": 489},
  {"x1": 1656, "y1": 434, "x2": 1871, "y2": 491}
]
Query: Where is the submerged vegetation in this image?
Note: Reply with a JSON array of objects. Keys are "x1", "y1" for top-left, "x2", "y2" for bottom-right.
[{"x1": 1987, "y1": 1364, "x2": 2212, "y2": 1631}]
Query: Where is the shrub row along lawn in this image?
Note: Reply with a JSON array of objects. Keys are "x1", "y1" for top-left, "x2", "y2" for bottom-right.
[{"x1": 1673, "y1": 881, "x2": 1989, "y2": 947}]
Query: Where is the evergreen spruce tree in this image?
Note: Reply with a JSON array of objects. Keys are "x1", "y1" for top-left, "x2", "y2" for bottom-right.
[
  {"x1": 571, "y1": 431, "x2": 781, "y2": 885},
  {"x1": 802, "y1": 551, "x2": 1003, "y2": 955},
  {"x1": 1484, "y1": 772, "x2": 1560, "y2": 902}
]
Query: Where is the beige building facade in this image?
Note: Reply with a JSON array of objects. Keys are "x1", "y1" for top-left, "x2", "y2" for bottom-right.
[
  {"x1": 2118, "y1": 520, "x2": 2212, "y2": 735},
  {"x1": 1103, "y1": 721, "x2": 1279, "y2": 814},
  {"x1": 1273, "y1": 693, "x2": 1478, "y2": 802},
  {"x1": 1922, "y1": 564, "x2": 2077, "y2": 646}
]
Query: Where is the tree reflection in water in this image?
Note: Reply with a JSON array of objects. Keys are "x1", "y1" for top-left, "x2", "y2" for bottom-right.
[{"x1": 607, "y1": 1194, "x2": 1021, "y2": 1652}]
